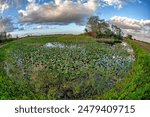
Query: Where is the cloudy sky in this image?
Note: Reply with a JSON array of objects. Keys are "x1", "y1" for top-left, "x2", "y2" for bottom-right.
[{"x1": 0, "y1": 0, "x2": 150, "y2": 42}]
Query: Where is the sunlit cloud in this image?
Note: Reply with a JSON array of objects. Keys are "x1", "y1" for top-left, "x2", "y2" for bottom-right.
[
  {"x1": 0, "y1": 17, "x2": 15, "y2": 32},
  {"x1": 0, "y1": 2, "x2": 9, "y2": 12},
  {"x1": 110, "y1": 16, "x2": 150, "y2": 42},
  {"x1": 103, "y1": 0, "x2": 140, "y2": 9},
  {"x1": 18, "y1": 0, "x2": 98, "y2": 25}
]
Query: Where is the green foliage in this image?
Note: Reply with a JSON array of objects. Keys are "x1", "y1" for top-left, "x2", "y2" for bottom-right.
[
  {"x1": 0, "y1": 32, "x2": 12, "y2": 42},
  {"x1": 96, "y1": 40, "x2": 150, "y2": 99},
  {"x1": 0, "y1": 76, "x2": 37, "y2": 99},
  {"x1": 85, "y1": 16, "x2": 123, "y2": 42},
  {"x1": 0, "y1": 35, "x2": 134, "y2": 99},
  {"x1": 126, "y1": 35, "x2": 133, "y2": 40},
  {"x1": 19, "y1": 35, "x2": 95, "y2": 44}
]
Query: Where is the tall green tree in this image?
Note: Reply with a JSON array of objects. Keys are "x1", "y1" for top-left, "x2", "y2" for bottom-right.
[
  {"x1": 85, "y1": 16, "x2": 123, "y2": 41},
  {"x1": 85, "y1": 16, "x2": 100, "y2": 37}
]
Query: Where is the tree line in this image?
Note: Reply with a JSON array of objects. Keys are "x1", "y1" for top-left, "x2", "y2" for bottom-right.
[
  {"x1": 0, "y1": 32, "x2": 12, "y2": 43},
  {"x1": 85, "y1": 16, "x2": 124, "y2": 42}
]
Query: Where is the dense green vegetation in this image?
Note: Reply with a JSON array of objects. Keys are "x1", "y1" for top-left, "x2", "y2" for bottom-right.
[
  {"x1": 95, "y1": 39, "x2": 150, "y2": 99},
  {"x1": 0, "y1": 35, "x2": 135, "y2": 99},
  {"x1": 0, "y1": 32, "x2": 12, "y2": 43},
  {"x1": 85, "y1": 16, "x2": 123, "y2": 42}
]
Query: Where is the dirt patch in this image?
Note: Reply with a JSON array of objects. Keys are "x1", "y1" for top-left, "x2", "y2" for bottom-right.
[
  {"x1": 132, "y1": 40, "x2": 150, "y2": 53},
  {"x1": 0, "y1": 44, "x2": 6, "y2": 48},
  {"x1": 96, "y1": 38, "x2": 114, "y2": 43}
]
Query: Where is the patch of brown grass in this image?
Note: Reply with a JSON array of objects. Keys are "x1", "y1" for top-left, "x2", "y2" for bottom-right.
[
  {"x1": 96, "y1": 38, "x2": 114, "y2": 43},
  {"x1": 132, "y1": 40, "x2": 150, "y2": 53}
]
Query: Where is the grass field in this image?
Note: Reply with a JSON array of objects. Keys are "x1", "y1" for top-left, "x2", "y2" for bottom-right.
[{"x1": 0, "y1": 35, "x2": 149, "y2": 99}]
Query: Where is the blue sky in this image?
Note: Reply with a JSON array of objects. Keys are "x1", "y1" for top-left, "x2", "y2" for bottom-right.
[
  {"x1": 0, "y1": 0, "x2": 150, "y2": 42},
  {"x1": 99, "y1": 0, "x2": 150, "y2": 20}
]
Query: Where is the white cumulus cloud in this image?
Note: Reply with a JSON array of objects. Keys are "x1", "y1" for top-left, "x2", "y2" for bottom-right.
[
  {"x1": 0, "y1": 0, "x2": 25, "y2": 12},
  {"x1": 110, "y1": 16, "x2": 150, "y2": 42},
  {"x1": 0, "y1": 2, "x2": 9, "y2": 12},
  {"x1": 27, "y1": 0, "x2": 36, "y2": 3},
  {"x1": 18, "y1": 0, "x2": 98, "y2": 25},
  {"x1": 0, "y1": 17, "x2": 15, "y2": 32},
  {"x1": 103, "y1": 0, "x2": 140, "y2": 9}
]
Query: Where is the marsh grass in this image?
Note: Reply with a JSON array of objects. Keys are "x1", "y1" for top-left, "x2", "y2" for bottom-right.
[
  {"x1": 0, "y1": 35, "x2": 135, "y2": 99},
  {"x1": 95, "y1": 39, "x2": 150, "y2": 99}
]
